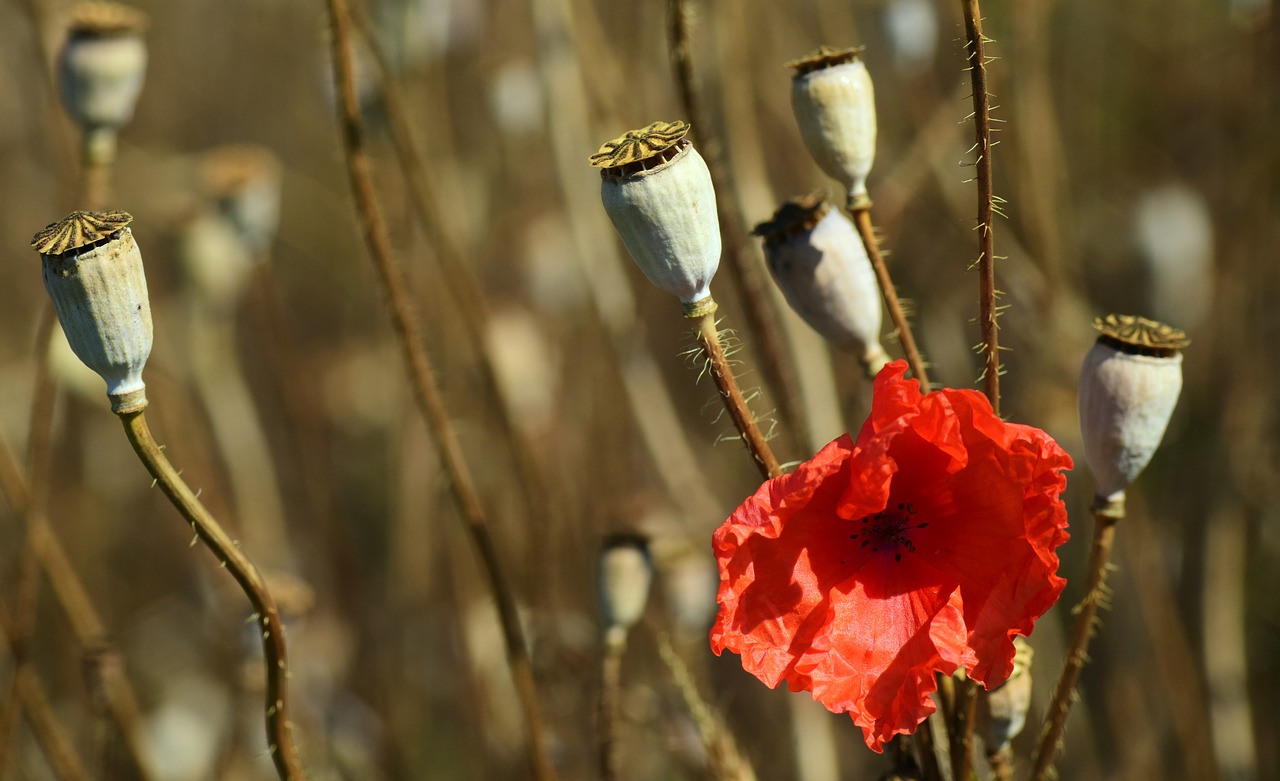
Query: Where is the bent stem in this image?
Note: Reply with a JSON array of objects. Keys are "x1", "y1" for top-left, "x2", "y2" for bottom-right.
[
  {"x1": 960, "y1": 0, "x2": 1001, "y2": 414},
  {"x1": 849, "y1": 207, "x2": 930, "y2": 392},
  {"x1": 1030, "y1": 496, "x2": 1123, "y2": 781},
  {"x1": 116, "y1": 410, "x2": 304, "y2": 781},
  {"x1": 324, "y1": 1, "x2": 556, "y2": 778},
  {"x1": 689, "y1": 300, "x2": 782, "y2": 481}
]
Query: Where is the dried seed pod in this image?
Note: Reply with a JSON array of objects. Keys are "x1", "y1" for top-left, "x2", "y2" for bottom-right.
[
  {"x1": 201, "y1": 145, "x2": 284, "y2": 256},
  {"x1": 789, "y1": 46, "x2": 876, "y2": 207},
  {"x1": 755, "y1": 191, "x2": 888, "y2": 375},
  {"x1": 591, "y1": 120, "x2": 721, "y2": 305},
  {"x1": 33, "y1": 210, "x2": 152, "y2": 413},
  {"x1": 58, "y1": 2, "x2": 148, "y2": 151},
  {"x1": 977, "y1": 637, "x2": 1034, "y2": 754},
  {"x1": 1078, "y1": 314, "x2": 1188, "y2": 502},
  {"x1": 597, "y1": 533, "x2": 654, "y2": 632}
]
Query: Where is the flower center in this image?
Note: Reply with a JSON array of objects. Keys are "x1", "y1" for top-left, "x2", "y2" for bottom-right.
[{"x1": 850, "y1": 503, "x2": 929, "y2": 562}]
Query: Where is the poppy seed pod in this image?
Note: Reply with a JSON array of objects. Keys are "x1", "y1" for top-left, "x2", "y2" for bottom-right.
[
  {"x1": 1078, "y1": 314, "x2": 1188, "y2": 503},
  {"x1": 789, "y1": 47, "x2": 877, "y2": 207},
  {"x1": 58, "y1": 2, "x2": 148, "y2": 155},
  {"x1": 201, "y1": 145, "x2": 284, "y2": 257},
  {"x1": 33, "y1": 211, "x2": 153, "y2": 414},
  {"x1": 597, "y1": 533, "x2": 654, "y2": 632},
  {"x1": 977, "y1": 637, "x2": 1033, "y2": 754},
  {"x1": 591, "y1": 120, "x2": 721, "y2": 305},
  {"x1": 755, "y1": 192, "x2": 888, "y2": 375}
]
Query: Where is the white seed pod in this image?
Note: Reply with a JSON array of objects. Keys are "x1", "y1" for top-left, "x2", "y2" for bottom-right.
[
  {"x1": 591, "y1": 120, "x2": 721, "y2": 304},
  {"x1": 1078, "y1": 315, "x2": 1188, "y2": 502},
  {"x1": 201, "y1": 145, "x2": 284, "y2": 256},
  {"x1": 755, "y1": 192, "x2": 888, "y2": 375},
  {"x1": 58, "y1": 3, "x2": 148, "y2": 137},
  {"x1": 33, "y1": 211, "x2": 153, "y2": 414},
  {"x1": 789, "y1": 47, "x2": 877, "y2": 205},
  {"x1": 977, "y1": 637, "x2": 1033, "y2": 754},
  {"x1": 597, "y1": 533, "x2": 654, "y2": 632}
]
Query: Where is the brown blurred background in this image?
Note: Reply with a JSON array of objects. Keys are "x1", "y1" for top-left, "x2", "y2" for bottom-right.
[{"x1": 0, "y1": 0, "x2": 1277, "y2": 778}]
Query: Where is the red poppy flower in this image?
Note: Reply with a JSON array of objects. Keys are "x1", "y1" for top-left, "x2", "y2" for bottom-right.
[{"x1": 710, "y1": 361, "x2": 1071, "y2": 752}]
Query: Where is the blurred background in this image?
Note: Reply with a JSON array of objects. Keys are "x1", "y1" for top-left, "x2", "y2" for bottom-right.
[{"x1": 0, "y1": 0, "x2": 1276, "y2": 778}]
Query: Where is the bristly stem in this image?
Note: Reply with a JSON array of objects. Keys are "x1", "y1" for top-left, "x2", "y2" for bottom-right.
[
  {"x1": 117, "y1": 410, "x2": 304, "y2": 781},
  {"x1": 849, "y1": 208, "x2": 931, "y2": 392},
  {"x1": 1031, "y1": 498, "x2": 1123, "y2": 781},
  {"x1": 668, "y1": 0, "x2": 811, "y2": 449},
  {"x1": 324, "y1": 1, "x2": 557, "y2": 778},
  {"x1": 961, "y1": 0, "x2": 1001, "y2": 415},
  {"x1": 690, "y1": 300, "x2": 783, "y2": 481},
  {"x1": 949, "y1": 678, "x2": 978, "y2": 781}
]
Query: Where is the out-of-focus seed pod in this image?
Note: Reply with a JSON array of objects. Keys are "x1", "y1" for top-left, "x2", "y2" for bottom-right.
[
  {"x1": 755, "y1": 191, "x2": 888, "y2": 375},
  {"x1": 591, "y1": 120, "x2": 721, "y2": 305},
  {"x1": 977, "y1": 637, "x2": 1034, "y2": 754},
  {"x1": 201, "y1": 145, "x2": 284, "y2": 257},
  {"x1": 33, "y1": 210, "x2": 152, "y2": 414},
  {"x1": 58, "y1": 2, "x2": 148, "y2": 161},
  {"x1": 597, "y1": 533, "x2": 654, "y2": 633},
  {"x1": 789, "y1": 47, "x2": 877, "y2": 208},
  {"x1": 1078, "y1": 314, "x2": 1188, "y2": 503}
]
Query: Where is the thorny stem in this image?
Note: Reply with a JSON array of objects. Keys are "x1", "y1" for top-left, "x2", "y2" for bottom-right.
[
  {"x1": 691, "y1": 303, "x2": 782, "y2": 481},
  {"x1": 850, "y1": 208, "x2": 931, "y2": 392},
  {"x1": 599, "y1": 627, "x2": 626, "y2": 781},
  {"x1": 324, "y1": 2, "x2": 557, "y2": 779},
  {"x1": 1031, "y1": 498, "x2": 1123, "y2": 781},
  {"x1": 961, "y1": 0, "x2": 1001, "y2": 415},
  {"x1": 668, "y1": 0, "x2": 810, "y2": 449},
  {"x1": 117, "y1": 410, "x2": 304, "y2": 781},
  {"x1": 949, "y1": 678, "x2": 978, "y2": 781}
]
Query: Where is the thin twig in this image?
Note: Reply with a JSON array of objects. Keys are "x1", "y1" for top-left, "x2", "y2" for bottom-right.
[
  {"x1": 961, "y1": 0, "x2": 1000, "y2": 414},
  {"x1": 323, "y1": 2, "x2": 557, "y2": 778},
  {"x1": 117, "y1": 410, "x2": 304, "y2": 780},
  {"x1": 849, "y1": 208, "x2": 931, "y2": 391},
  {"x1": 668, "y1": 0, "x2": 810, "y2": 448},
  {"x1": 1031, "y1": 498, "x2": 1123, "y2": 781},
  {"x1": 691, "y1": 302, "x2": 782, "y2": 481}
]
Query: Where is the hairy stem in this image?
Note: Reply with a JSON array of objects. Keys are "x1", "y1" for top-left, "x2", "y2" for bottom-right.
[
  {"x1": 117, "y1": 410, "x2": 304, "y2": 780},
  {"x1": 691, "y1": 302, "x2": 782, "y2": 480},
  {"x1": 1031, "y1": 499, "x2": 1123, "y2": 781},
  {"x1": 961, "y1": 0, "x2": 1001, "y2": 414},
  {"x1": 323, "y1": 1, "x2": 556, "y2": 778},
  {"x1": 850, "y1": 208, "x2": 931, "y2": 391},
  {"x1": 949, "y1": 679, "x2": 978, "y2": 781},
  {"x1": 669, "y1": 0, "x2": 809, "y2": 448}
]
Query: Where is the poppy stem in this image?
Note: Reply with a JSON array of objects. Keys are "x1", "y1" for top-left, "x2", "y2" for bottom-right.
[
  {"x1": 690, "y1": 300, "x2": 783, "y2": 480},
  {"x1": 988, "y1": 746, "x2": 1015, "y2": 781},
  {"x1": 1030, "y1": 496, "x2": 1124, "y2": 781},
  {"x1": 959, "y1": 0, "x2": 1001, "y2": 415},
  {"x1": 912, "y1": 718, "x2": 946, "y2": 781},
  {"x1": 849, "y1": 206, "x2": 931, "y2": 392},
  {"x1": 116, "y1": 410, "x2": 305, "y2": 781},
  {"x1": 599, "y1": 628, "x2": 626, "y2": 781},
  {"x1": 949, "y1": 678, "x2": 978, "y2": 781}
]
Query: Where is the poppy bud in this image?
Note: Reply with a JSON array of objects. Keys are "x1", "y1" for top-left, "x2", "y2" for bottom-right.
[
  {"x1": 1078, "y1": 314, "x2": 1187, "y2": 503},
  {"x1": 33, "y1": 211, "x2": 153, "y2": 414},
  {"x1": 597, "y1": 533, "x2": 653, "y2": 633},
  {"x1": 977, "y1": 637, "x2": 1034, "y2": 754},
  {"x1": 755, "y1": 191, "x2": 888, "y2": 375},
  {"x1": 789, "y1": 47, "x2": 877, "y2": 208},
  {"x1": 58, "y1": 2, "x2": 148, "y2": 160},
  {"x1": 591, "y1": 120, "x2": 721, "y2": 305}
]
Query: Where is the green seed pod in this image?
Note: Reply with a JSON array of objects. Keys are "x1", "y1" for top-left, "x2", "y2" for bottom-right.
[
  {"x1": 1078, "y1": 315, "x2": 1187, "y2": 502},
  {"x1": 33, "y1": 211, "x2": 152, "y2": 414},
  {"x1": 755, "y1": 191, "x2": 888, "y2": 375},
  {"x1": 789, "y1": 47, "x2": 877, "y2": 207},
  {"x1": 591, "y1": 120, "x2": 721, "y2": 305}
]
